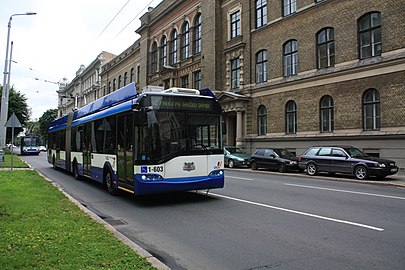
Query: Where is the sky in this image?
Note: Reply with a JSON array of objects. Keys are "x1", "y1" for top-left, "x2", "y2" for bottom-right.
[{"x1": 0, "y1": 0, "x2": 162, "y2": 120}]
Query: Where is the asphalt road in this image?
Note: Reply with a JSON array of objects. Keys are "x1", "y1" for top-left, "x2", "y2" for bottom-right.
[{"x1": 22, "y1": 153, "x2": 405, "y2": 270}]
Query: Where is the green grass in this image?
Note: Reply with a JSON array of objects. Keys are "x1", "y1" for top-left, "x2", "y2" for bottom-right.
[
  {"x1": 0, "y1": 150, "x2": 29, "y2": 168},
  {"x1": 0, "y1": 170, "x2": 156, "y2": 270}
]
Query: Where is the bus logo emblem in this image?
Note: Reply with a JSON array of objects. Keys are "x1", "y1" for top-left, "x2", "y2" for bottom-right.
[
  {"x1": 141, "y1": 166, "x2": 148, "y2": 173},
  {"x1": 183, "y1": 162, "x2": 195, "y2": 171}
]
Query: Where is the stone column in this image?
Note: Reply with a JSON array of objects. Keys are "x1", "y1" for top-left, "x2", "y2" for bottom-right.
[{"x1": 236, "y1": 110, "x2": 243, "y2": 147}]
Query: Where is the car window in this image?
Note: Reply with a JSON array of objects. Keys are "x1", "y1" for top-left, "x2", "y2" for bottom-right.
[
  {"x1": 332, "y1": 149, "x2": 347, "y2": 157},
  {"x1": 255, "y1": 149, "x2": 265, "y2": 156},
  {"x1": 304, "y1": 147, "x2": 320, "y2": 156},
  {"x1": 318, "y1": 147, "x2": 332, "y2": 156},
  {"x1": 264, "y1": 149, "x2": 275, "y2": 157},
  {"x1": 274, "y1": 148, "x2": 293, "y2": 158},
  {"x1": 346, "y1": 147, "x2": 368, "y2": 158},
  {"x1": 227, "y1": 147, "x2": 243, "y2": 154}
]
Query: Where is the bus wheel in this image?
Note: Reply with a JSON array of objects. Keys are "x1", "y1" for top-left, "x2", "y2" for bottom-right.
[{"x1": 105, "y1": 170, "x2": 118, "y2": 195}]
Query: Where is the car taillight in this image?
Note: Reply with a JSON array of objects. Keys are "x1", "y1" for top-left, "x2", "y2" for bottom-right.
[{"x1": 297, "y1": 156, "x2": 302, "y2": 162}]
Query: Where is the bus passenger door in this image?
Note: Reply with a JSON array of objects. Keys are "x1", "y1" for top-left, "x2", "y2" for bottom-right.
[
  {"x1": 117, "y1": 114, "x2": 134, "y2": 188},
  {"x1": 83, "y1": 124, "x2": 92, "y2": 177}
]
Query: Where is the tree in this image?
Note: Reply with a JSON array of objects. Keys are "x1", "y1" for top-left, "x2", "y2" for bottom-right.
[
  {"x1": 38, "y1": 108, "x2": 58, "y2": 142},
  {"x1": 0, "y1": 85, "x2": 30, "y2": 143}
]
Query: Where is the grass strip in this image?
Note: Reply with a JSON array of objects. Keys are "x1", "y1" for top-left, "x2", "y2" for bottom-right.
[
  {"x1": 0, "y1": 150, "x2": 29, "y2": 168},
  {"x1": 0, "y1": 170, "x2": 156, "y2": 270}
]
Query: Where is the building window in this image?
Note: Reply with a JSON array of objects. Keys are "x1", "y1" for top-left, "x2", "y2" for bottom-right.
[
  {"x1": 256, "y1": 0, "x2": 267, "y2": 28},
  {"x1": 258, "y1": 105, "x2": 267, "y2": 135},
  {"x1": 136, "y1": 66, "x2": 140, "y2": 84},
  {"x1": 231, "y1": 58, "x2": 240, "y2": 89},
  {"x1": 283, "y1": 40, "x2": 298, "y2": 76},
  {"x1": 113, "y1": 79, "x2": 116, "y2": 91},
  {"x1": 118, "y1": 75, "x2": 122, "y2": 89},
  {"x1": 181, "y1": 75, "x2": 189, "y2": 88},
  {"x1": 194, "y1": 13, "x2": 202, "y2": 54},
  {"x1": 170, "y1": 29, "x2": 178, "y2": 65},
  {"x1": 359, "y1": 12, "x2": 382, "y2": 59},
  {"x1": 320, "y1": 95, "x2": 334, "y2": 132},
  {"x1": 317, "y1": 28, "x2": 335, "y2": 69},
  {"x1": 283, "y1": 0, "x2": 296, "y2": 17},
  {"x1": 108, "y1": 82, "x2": 112, "y2": 93},
  {"x1": 363, "y1": 89, "x2": 381, "y2": 130},
  {"x1": 181, "y1": 22, "x2": 190, "y2": 60},
  {"x1": 124, "y1": 72, "x2": 128, "y2": 85},
  {"x1": 256, "y1": 50, "x2": 268, "y2": 83},
  {"x1": 151, "y1": 41, "x2": 158, "y2": 74},
  {"x1": 160, "y1": 36, "x2": 168, "y2": 68},
  {"x1": 230, "y1": 11, "x2": 241, "y2": 39},
  {"x1": 130, "y1": 68, "x2": 134, "y2": 82},
  {"x1": 194, "y1": 71, "x2": 201, "y2": 90},
  {"x1": 285, "y1": 100, "x2": 297, "y2": 134}
]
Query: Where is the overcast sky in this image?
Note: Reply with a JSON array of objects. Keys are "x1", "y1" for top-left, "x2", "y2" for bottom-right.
[{"x1": 0, "y1": 0, "x2": 162, "y2": 120}]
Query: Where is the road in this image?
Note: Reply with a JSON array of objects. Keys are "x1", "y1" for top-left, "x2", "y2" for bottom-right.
[{"x1": 22, "y1": 153, "x2": 405, "y2": 270}]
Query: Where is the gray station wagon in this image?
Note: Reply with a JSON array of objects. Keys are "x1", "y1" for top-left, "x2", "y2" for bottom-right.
[{"x1": 298, "y1": 146, "x2": 399, "y2": 180}]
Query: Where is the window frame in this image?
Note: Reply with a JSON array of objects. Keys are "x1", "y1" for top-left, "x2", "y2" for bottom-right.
[
  {"x1": 320, "y1": 95, "x2": 334, "y2": 133},
  {"x1": 358, "y1": 12, "x2": 382, "y2": 59},
  {"x1": 181, "y1": 22, "x2": 190, "y2": 60},
  {"x1": 170, "y1": 29, "x2": 178, "y2": 65},
  {"x1": 285, "y1": 100, "x2": 297, "y2": 134},
  {"x1": 362, "y1": 89, "x2": 381, "y2": 130},
  {"x1": 160, "y1": 35, "x2": 168, "y2": 68},
  {"x1": 283, "y1": 0, "x2": 297, "y2": 17},
  {"x1": 231, "y1": 58, "x2": 241, "y2": 89},
  {"x1": 317, "y1": 28, "x2": 335, "y2": 69},
  {"x1": 283, "y1": 40, "x2": 298, "y2": 76},
  {"x1": 194, "y1": 13, "x2": 202, "y2": 54},
  {"x1": 256, "y1": 0, "x2": 267, "y2": 28},
  {"x1": 230, "y1": 10, "x2": 241, "y2": 39},
  {"x1": 151, "y1": 41, "x2": 158, "y2": 74},
  {"x1": 256, "y1": 50, "x2": 268, "y2": 83},
  {"x1": 257, "y1": 105, "x2": 267, "y2": 135}
]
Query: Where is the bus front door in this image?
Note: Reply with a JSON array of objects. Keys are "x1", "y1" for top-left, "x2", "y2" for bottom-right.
[{"x1": 117, "y1": 114, "x2": 134, "y2": 189}]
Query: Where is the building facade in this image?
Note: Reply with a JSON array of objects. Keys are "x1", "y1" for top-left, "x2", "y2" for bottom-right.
[
  {"x1": 57, "y1": 0, "x2": 405, "y2": 168},
  {"x1": 57, "y1": 51, "x2": 115, "y2": 117}
]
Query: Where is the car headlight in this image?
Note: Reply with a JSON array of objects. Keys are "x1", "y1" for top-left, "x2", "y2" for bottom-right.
[
  {"x1": 236, "y1": 157, "x2": 244, "y2": 161},
  {"x1": 378, "y1": 163, "x2": 386, "y2": 168},
  {"x1": 290, "y1": 161, "x2": 297, "y2": 165}
]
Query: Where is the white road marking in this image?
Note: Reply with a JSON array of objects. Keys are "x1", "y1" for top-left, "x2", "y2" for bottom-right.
[
  {"x1": 284, "y1": 183, "x2": 405, "y2": 200},
  {"x1": 226, "y1": 176, "x2": 254, "y2": 181},
  {"x1": 208, "y1": 192, "x2": 384, "y2": 232}
]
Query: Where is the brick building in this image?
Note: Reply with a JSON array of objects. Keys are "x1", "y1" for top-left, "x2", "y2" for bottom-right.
[{"x1": 58, "y1": 0, "x2": 405, "y2": 167}]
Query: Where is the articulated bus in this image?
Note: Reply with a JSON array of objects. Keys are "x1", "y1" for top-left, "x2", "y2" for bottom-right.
[
  {"x1": 20, "y1": 136, "x2": 41, "y2": 155},
  {"x1": 47, "y1": 83, "x2": 224, "y2": 196}
]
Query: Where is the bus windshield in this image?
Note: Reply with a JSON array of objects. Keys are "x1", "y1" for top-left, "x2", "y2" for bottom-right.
[
  {"x1": 22, "y1": 137, "x2": 40, "y2": 146},
  {"x1": 136, "y1": 111, "x2": 222, "y2": 164}
]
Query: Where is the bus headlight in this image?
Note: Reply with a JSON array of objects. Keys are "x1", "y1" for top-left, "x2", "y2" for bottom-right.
[{"x1": 209, "y1": 170, "x2": 224, "y2": 177}]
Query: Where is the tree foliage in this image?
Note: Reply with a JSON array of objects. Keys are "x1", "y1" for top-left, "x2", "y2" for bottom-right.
[
  {"x1": 0, "y1": 85, "x2": 29, "y2": 143},
  {"x1": 38, "y1": 108, "x2": 58, "y2": 141}
]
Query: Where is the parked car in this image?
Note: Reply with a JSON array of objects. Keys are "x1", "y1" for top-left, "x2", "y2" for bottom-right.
[
  {"x1": 298, "y1": 146, "x2": 399, "y2": 180},
  {"x1": 39, "y1": 145, "x2": 47, "y2": 152},
  {"x1": 224, "y1": 146, "x2": 251, "y2": 168},
  {"x1": 250, "y1": 148, "x2": 299, "y2": 172}
]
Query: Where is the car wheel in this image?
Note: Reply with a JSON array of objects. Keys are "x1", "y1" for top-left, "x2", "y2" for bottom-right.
[
  {"x1": 354, "y1": 165, "x2": 369, "y2": 180},
  {"x1": 251, "y1": 161, "x2": 258, "y2": 170},
  {"x1": 105, "y1": 170, "x2": 118, "y2": 195},
  {"x1": 228, "y1": 159, "x2": 235, "y2": 168},
  {"x1": 278, "y1": 163, "x2": 286, "y2": 173},
  {"x1": 306, "y1": 163, "x2": 317, "y2": 176}
]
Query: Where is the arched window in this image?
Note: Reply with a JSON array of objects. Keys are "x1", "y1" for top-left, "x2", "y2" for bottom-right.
[
  {"x1": 256, "y1": 50, "x2": 268, "y2": 83},
  {"x1": 359, "y1": 12, "x2": 382, "y2": 59},
  {"x1": 160, "y1": 36, "x2": 168, "y2": 68},
  {"x1": 363, "y1": 89, "x2": 381, "y2": 130},
  {"x1": 258, "y1": 105, "x2": 267, "y2": 135},
  {"x1": 283, "y1": 40, "x2": 298, "y2": 76},
  {"x1": 285, "y1": 100, "x2": 297, "y2": 134},
  {"x1": 108, "y1": 82, "x2": 112, "y2": 94},
  {"x1": 181, "y1": 22, "x2": 190, "y2": 60},
  {"x1": 170, "y1": 29, "x2": 178, "y2": 65},
  {"x1": 113, "y1": 79, "x2": 116, "y2": 91},
  {"x1": 118, "y1": 75, "x2": 121, "y2": 89},
  {"x1": 320, "y1": 95, "x2": 334, "y2": 132},
  {"x1": 130, "y1": 68, "x2": 134, "y2": 83},
  {"x1": 151, "y1": 41, "x2": 158, "y2": 73},
  {"x1": 124, "y1": 72, "x2": 128, "y2": 85},
  {"x1": 317, "y1": 28, "x2": 335, "y2": 69},
  {"x1": 194, "y1": 13, "x2": 202, "y2": 54}
]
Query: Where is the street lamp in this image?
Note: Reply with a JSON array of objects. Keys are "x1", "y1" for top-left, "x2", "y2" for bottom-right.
[{"x1": 0, "y1": 12, "x2": 36, "y2": 149}]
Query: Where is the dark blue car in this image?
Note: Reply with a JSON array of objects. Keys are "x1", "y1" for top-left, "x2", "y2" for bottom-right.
[{"x1": 298, "y1": 146, "x2": 399, "y2": 180}]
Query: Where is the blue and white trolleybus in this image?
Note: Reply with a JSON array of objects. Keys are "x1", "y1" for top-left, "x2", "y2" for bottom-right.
[{"x1": 47, "y1": 83, "x2": 224, "y2": 196}]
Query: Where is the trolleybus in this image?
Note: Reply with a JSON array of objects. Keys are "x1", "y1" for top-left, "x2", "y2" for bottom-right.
[
  {"x1": 20, "y1": 136, "x2": 41, "y2": 155},
  {"x1": 47, "y1": 83, "x2": 224, "y2": 196}
]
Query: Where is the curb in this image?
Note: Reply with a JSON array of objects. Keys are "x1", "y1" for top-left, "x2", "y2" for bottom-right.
[{"x1": 31, "y1": 168, "x2": 171, "y2": 270}]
